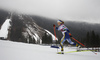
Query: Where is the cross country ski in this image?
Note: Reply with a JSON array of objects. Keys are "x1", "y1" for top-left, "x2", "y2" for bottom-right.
[{"x1": 57, "y1": 50, "x2": 93, "y2": 54}]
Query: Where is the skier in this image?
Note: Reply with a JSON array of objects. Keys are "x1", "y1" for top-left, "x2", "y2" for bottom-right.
[{"x1": 54, "y1": 20, "x2": 78, "y2": 54}]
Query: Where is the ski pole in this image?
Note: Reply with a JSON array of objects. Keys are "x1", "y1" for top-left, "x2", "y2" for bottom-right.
[
  {"x1": 72, "y1": 37, "x2": 97, "y2": 55},
  {"x1": 71, "y1": 37, "x2": 85, "y2": 47},
  {"x1": 88, "y1": 48, "x2": 97, "y2": 55}
]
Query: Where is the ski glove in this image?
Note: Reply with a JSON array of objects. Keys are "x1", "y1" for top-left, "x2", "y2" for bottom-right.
[
  {"x1": 53, "y1": 24, "x2": 56, "y2": 27},
  {"x1": 69, "y1": 33, "x2": 72, "y2": 37},
  {"x1": 56, "y1": 27, "x2": 58, "y2": 30}
]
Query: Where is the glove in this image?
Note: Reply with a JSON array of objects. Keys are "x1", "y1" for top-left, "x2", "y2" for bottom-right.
[
  {"x1": 53, "y1": 24, "x2": 56, "y2": 27},
  {"x1": 69, "y1": 33, "x2": 72, "y2": 37},
  {"x1": 56, "y1": 27, "x2": 58, "y2": 30}
]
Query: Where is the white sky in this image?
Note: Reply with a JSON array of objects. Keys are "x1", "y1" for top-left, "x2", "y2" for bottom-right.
[{"x1": 0, "y1": 0, "x2": 100, "y2": 24}]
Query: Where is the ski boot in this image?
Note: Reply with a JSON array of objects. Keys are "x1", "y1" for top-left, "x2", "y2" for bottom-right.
[
  {"x1": 61, "y1": 48, "x2": 64, "y2": 54},
  {"x1": 77, "y1": 45, "x2": 81, "y2": 51}
]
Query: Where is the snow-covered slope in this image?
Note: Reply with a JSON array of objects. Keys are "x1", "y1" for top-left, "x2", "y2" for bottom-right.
[
  {"x1": 0, "y1": 40, "x2": 100, "y2": 60},
  {"x1": 45, "y1": 29, "x2": 58, "y2": 40},
  {"x1": 0, "y1": 14, "x2": 56, "y2": 44},
  {"x1": 0, "y1": 19, "x2": 11, "y2": 39},
  {"x1": 20, "y1": 15, "x2": 55, "y2": 44}
]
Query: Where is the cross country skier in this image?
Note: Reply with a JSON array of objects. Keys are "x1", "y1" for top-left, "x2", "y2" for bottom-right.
[{"x1": 54, "y1": 20, "x2": 78, "y2": 54}]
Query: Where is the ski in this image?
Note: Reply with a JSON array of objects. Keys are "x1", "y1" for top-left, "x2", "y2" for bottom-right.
[
  {"x1": 57, "y1": 50, "x2": 93, "y2": 54},
  {"x1": 57, "y1": 52, "x2": 64, "y2": 54},
  {"x1": 57, "y1": 51, "x2": 64, "y2": 54},
  {"x1": 51, "y1": 45, "x2": 59, "y2": 49}
]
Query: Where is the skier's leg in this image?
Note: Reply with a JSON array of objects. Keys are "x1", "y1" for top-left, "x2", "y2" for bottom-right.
[
  {"x1": 60, "y1": 33, "x2": 66, "y2": 51},
  {"x1": 66, "y1": 38, "x2": 76, "y2": 45}
]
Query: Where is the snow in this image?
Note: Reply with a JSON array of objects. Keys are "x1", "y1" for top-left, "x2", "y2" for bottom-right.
[
  {"x1": 45, "y1": 29, "x2": 58, "y2": 41},
  {"x1": 24, "y1": 27, "x2": 38, "y2": 42},
  {"x1": 0, "y1": 40, "x2": 100, "y2": 60},
  {"x1": 34, "y1": 33, "x2": 39, "y2": 41},
  {"x1": 25, "y1": 24, "x2": 42, "y2": 44},
  {"x1": 0, "y1": 19, "x2": 11, "y2": 38}
]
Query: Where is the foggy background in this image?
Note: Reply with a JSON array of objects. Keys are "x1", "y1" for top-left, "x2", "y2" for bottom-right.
[{"x1": 0, "y1": 0, "x2": 100, "y2": 24}]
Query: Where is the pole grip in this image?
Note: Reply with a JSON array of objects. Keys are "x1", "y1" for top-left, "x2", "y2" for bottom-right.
[{"x1": 53, "y1": 26, "x2": 57, "y2": 40}]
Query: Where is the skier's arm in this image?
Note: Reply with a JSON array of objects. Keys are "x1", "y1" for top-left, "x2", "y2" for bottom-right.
[
  {"x1": 53, "y1": 24, "x2": 60, "y2": 31},
  {"x1": 56, "y1": 27, "x2": 60, "y2": 31},
  {"x1": 65, "y1": 28, "x2": 72, "y2": 37},
  {"x1": 66, "y1": 28, "x2": 70, "y2": 33}
]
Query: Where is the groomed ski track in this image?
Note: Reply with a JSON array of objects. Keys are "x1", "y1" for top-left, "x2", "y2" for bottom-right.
[{"x1": 0, "y1": 40, "x2": 100, "y2": 60}]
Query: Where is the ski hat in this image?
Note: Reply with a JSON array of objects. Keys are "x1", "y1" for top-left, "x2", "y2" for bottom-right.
[
  {"x1": 57, "y1": 20, "x2": 62, "y2": 23},
  {"x1": 57, "y1": 20, "x2": 64, "y2": 24}
]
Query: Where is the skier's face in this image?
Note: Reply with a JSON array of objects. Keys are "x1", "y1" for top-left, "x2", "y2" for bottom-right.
[{"x1": 57, "y1": 22, "x2": 61, "y2": 26}]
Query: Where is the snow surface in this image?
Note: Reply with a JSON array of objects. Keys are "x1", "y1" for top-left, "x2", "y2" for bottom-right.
[
  {"x1": 0, "y1": 19, "x2": 11, "y2": 38},
  {"x1": 0, "y1": 40, "x2": 100, "y2": 60}
]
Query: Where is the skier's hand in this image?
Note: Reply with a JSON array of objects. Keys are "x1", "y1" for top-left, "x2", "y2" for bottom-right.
[
  {"x1": 69, "y1": 33, "x2": 72, "y2": 37},
  {"x1": 56, "y1": 27, "x2": 58, "y2": 30},
  {"x1": 53, "y1": 24, "x2": 56, "y2": 27}
]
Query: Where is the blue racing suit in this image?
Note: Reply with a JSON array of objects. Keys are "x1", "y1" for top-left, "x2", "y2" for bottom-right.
[{"x1": 56, "y1": 24, "x2": 76, "y2": 51}]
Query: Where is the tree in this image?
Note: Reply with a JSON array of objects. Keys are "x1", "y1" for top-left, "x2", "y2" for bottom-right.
[
  {"x1": 42, "y1": 32, "x2": 47, "y2": 44},
  {"x1": 91, "y1": 31, "x2": 96, "y2": 47},
  {"x1": 85, "y1": 31, "x2": 100, "y2": 47},
  {"x1": 47, "y1": 34, "x2": 52, "y2": 44},
  {"x1": 29, "y1": 35, "x2": 36, "y2": 44},
  {"x1": 86, "y1": 32, "x2": 90, "y2": 47},
  {"x1": 42, "y1": 32, "x2": 52, "y2": 44},
  {"x1": 95, "y1": 35, "x2": 100, "y2": 47}
]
